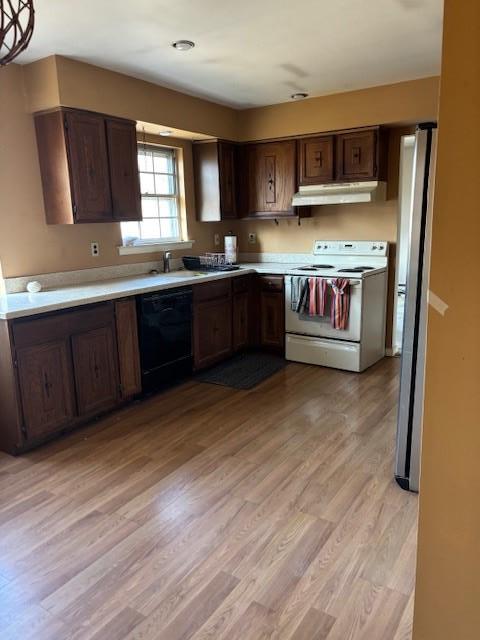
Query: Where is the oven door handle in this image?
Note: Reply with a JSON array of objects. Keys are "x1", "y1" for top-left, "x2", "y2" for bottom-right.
[{"x1": 326, "y1": 279, "x2": 361, "y2": 287}]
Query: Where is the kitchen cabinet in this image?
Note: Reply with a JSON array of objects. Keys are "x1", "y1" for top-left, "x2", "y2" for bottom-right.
[
  {"x1": 72, "y1": 325, "x2": 119, "y2": 416},
  {"x1": 193, "y1": 140, "x2": 237, "y2": 221},
  {"x1": 0, "y1": 302, "x2": 128, "y2": 453},
  {"x1": 298, "y1": 136, "x2": 335, "y2": 185},
  {"x1": 193, "y1": 279, "x2": 232, "y2": 369},
  {"x1": 115, "y1": 298, "x2": 142, "y2": 399},
  {"x1": 257, "y1": 276, "x2": 285, "y2": 353},
  {"x1": 336, "y1": 127, "x2": 384, "y2": 181},
  {"x1": 106, "y1": 119, "x2": 143, "y2": 221},
  {"x1": 232, "y1": 276, "x2": 252, "y2": 352},
  {"x1": 245, "y1": 140, "x2": 299, "y2": 218},
  {"x1": 34, "y1": 107, "x2": 142, "y2": 224},
  {"x1": 16, "y1": 340, "x2": 76, "y2": 441}
]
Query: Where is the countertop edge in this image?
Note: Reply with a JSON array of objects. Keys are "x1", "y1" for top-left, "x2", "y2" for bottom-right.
[{"x1": 0, "y1": 266, "x2": 291, "y2": 320}]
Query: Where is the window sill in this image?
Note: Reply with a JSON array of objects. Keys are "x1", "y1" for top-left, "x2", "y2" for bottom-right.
[{"x1": 117, "y1": 240, "x2": 194, "y2": 256}]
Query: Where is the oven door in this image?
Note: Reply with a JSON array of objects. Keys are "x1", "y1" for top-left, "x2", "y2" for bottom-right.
[{"x1": 285, "y1": 275, "x2": 362, "y2": 342}]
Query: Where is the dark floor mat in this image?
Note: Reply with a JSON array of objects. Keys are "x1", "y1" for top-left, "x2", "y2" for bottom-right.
[{"x1": 196, "y1": 351, "x2": 287, "y2": 389}]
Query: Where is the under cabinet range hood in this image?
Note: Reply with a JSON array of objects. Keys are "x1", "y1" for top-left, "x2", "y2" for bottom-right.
[{"x1": 292, "y1": 181, "x2": 387, "y2": 207}]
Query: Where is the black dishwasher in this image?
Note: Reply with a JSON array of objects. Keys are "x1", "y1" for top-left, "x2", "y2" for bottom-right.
[{"x1": 137, "y1": 287, "x2": 193, "y2": 392}]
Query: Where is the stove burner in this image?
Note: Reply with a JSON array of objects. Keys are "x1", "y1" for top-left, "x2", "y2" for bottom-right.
[
  {"x1": 337, "y1": 266, "x2": 374, "y2": 273},
  {"x1": 296, "y1": 264, "x2": 335, "y2": 271}
]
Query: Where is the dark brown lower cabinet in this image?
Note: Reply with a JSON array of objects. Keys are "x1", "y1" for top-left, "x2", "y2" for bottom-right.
[
  {"x1": 16, "y1": 340, "x2": 76, "y2": 440},
  {"x1": 194, "y1": 297, "x2": 232, "y2": 370},
  {"x1": 72, "y1": 325, "x2": 119, "y2": 416},
  {"x1": 0, "y1": 301, "x2": 138, "y2": 453},
  {"x1": 257, "y1": 276, "x2": 285, "y2": 353},
  {"x1": 233, "y1": 291, "x2": 249, "y2": 351},
  {"x1": 232, "y1": 275, "x2": 252, "y2": 352},
  {"x1": 115, "y1": 298, "x2": 142, "y2": 399}
]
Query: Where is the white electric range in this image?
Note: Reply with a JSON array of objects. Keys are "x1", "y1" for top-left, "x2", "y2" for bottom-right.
[{"x1": 284, "y1": 240, "x2": 389, "y2": 372}]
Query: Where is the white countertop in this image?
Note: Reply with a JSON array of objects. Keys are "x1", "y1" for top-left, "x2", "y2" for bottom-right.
[{"x1": 0, "y1": 263, "x2": 298, "y2": 320}]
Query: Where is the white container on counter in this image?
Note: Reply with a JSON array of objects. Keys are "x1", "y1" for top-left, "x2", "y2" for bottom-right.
[{"x1": 224, "y1": 232, "x2": 238, "y2": 264}]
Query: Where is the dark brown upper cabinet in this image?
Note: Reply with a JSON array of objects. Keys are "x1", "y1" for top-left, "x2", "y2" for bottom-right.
[
  {"x1": 336, "y1": 127, "x2": 384, "y2": 181},
  {"x1": 193, "y1": 140, "x2": 237, "y2": 221},
  {"x1": 106, "y1": 119, "x2": 142, "y2": 221},
  {"x1": 34, "y1": 107, "x2": 142, "y2": 224},
  {"x1": 298, "y1": 135, "x2": 334, "y2": 185},
  {"x1": 245, "y1": 140, "x2": 298, "y2": 218}
]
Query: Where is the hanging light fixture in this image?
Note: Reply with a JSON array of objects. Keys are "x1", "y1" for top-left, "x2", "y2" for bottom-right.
[{"x1": 0, "y1": 0, "x2": 35, "y2": 66}]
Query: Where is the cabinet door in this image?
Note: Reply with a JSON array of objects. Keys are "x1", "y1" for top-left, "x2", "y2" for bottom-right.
[
  {"x1": 233, "y1": 291, "x2": 249, "y2": 352},
  {"x1": 218, "y1": 142, "x2": 237, "y2": 219},
  {"x1": 72, "y1": 325, "x2": 119, "y2": 416},
  {"x1": 298, "y1": 136, "x2": 334, "y2": 185},
  {"x1": 16, "y1": 340, "x2": 75, "y2": 440},
  {"x1": 65, "y1": 111, "x2": 113, "y2": 222},
  {"x1": 106, "y1": 119, "x2": 142, "y2": 221},
  {"x1": 336, "y1": 129, "x2": 377, "y2": 180},
  {"x1": 194, "y1": 298, "x2": 232, "y2": 369},
  {"x1": 260, "y1": 292, "x2": 285, "y2": 352},
  {"x1": 115, "y1": 299, "x2": 141, "y2": 398},
  {"x1": 247, "y1": 140, "x2": 296, "y2": 216}
]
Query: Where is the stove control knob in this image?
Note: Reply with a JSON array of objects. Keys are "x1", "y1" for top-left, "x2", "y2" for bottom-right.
[
  {"x1": 379, "y1": 245, "x2": 384, "y2": 250},
  {"x1": 372, "y1": 245, "x2": 378, "y2": 250},
  {"x1": 324, "y1": 244, "x2": 328, "y2": 249}
]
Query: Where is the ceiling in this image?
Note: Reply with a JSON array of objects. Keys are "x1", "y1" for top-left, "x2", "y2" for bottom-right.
[{"x1": 17, "y1": 0, "x2": 444, "y2": 109}]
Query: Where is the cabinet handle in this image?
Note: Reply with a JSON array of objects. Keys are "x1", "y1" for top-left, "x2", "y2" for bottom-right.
[
  {"x1": 315, "y1": 151, "x2": 323, "y2": 166},
  {"x1": 352, "y1": 146, "x2": 361, "y2": 164}
]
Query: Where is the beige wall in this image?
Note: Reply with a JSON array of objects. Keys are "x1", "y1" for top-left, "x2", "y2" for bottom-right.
[
  {"x1": 238, "y1": 76, "x2": 439, "y2": 141},
  {"x1": 0, "y1": 56, "x2": 439, "y2": 284},
  {"x1": 25, "y1": 56, "x2": 239, "y2": 140},
  {"x1": 0, "y1": 62, "x2": 230, "y2": 278},
  {"x1": 413, "y1": 1, "x2": 480, "y2": 639}
]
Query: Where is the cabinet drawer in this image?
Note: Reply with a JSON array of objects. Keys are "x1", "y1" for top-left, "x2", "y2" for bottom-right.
[
  {"x1": 257, "y1": 275, "x2": 284, "y2": 292},
  {"x1": 193, "y1": 278, "x2": 231, "y2": 302},
  {"x1": 13, "y1": 302, "x2": 114, "y2": 348}
]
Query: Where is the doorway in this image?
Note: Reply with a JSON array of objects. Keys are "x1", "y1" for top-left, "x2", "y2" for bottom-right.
[{"x1": 393, "y1": 134, "x2": 416, "y2": 355}]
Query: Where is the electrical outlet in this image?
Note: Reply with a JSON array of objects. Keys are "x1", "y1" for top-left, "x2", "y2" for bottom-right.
[
  {"x1": 90, "y1": 242, "x2": 100, "y2": 257},
  {"x1": 248, "y1": 232, "x2": 257, "y2": 244},
  {"x1": 214, "y1": 233, "x2": 220, "y2": 246}
]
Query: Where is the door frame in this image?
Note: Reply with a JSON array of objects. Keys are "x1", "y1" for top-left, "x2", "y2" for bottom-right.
[{"x1": 393, "y1": 134, "x2": 416, "y2": 356}]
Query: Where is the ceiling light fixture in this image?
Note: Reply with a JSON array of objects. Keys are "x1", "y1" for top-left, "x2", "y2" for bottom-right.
[
  {"x1": 0, "y1": 0, "x2": 35, "y2": 66},
  {"x1": 159, "y1": 130, "x2": 173, "y2": 137},
  {"x1": 172, "y1": 39, "x2": 195, "y2": 51},
  {"x1": 291, "y1": 92, "x2": 309, "y2": 100}
]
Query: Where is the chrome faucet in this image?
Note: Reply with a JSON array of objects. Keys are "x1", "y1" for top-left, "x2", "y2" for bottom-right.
[{"x1": 163, "y1": 251, "x2": 172, "y2": 273}]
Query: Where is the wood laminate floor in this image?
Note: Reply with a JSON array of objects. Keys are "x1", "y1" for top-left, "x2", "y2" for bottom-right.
[{"x1": 0, "y1": 357, "x2": 417, "y2": 640}]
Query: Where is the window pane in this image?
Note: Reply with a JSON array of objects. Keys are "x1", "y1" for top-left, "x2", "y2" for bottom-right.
[
  {"x1": 158, "y1": 198, "x2": 177, "y2": 217},
  {"x1": 155, "y1": 174, "x2": 176, "y2": 195},
  {"x1": 141, "y1": 196, "x2": 159, "y2": 217},
  {"x1": 153, "y1": 152, "x2": 174, "y2": 174},
  {"x1": 122, "y1": 221, "x2": 140, "y2": 239},
  {"x1": 140, "y1": 218, "x2": 160, "y2": 239},
  {"x1": 160, "y1": 218, "x2": 179, "y2": 239},
  {"x1": 140, "y1": 172, "x2": 155, "y2": 194},
  {"x1": 138, "y1": 149, "x2": 153, "y2": 172}
]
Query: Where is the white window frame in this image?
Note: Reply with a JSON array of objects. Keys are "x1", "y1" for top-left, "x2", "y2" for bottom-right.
[{"x1": 121, "y1": 143, "x2": 183, "y2": 247}]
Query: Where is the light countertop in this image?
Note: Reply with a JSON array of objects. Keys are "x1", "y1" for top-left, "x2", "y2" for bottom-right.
[{"x1": 0, "y1": 263, "x2": 299, "y2": 320}]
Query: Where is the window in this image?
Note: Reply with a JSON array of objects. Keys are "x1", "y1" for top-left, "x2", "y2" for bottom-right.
[{"x1": 121, "y1": 144, "x2": 181, "y2": 244}]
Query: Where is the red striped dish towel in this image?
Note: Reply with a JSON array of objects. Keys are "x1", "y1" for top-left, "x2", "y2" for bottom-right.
[
  {"x1": 308, "y1": 277, "x2": 327, "y2": 316},
  {"x1": 330, "y1": 278, "x2": 350, "y2": 329}
]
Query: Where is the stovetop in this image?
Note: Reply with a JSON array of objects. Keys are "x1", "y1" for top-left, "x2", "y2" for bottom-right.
[{"x1": 289, "y1": 263, "x2": 384, "y2": 278}]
